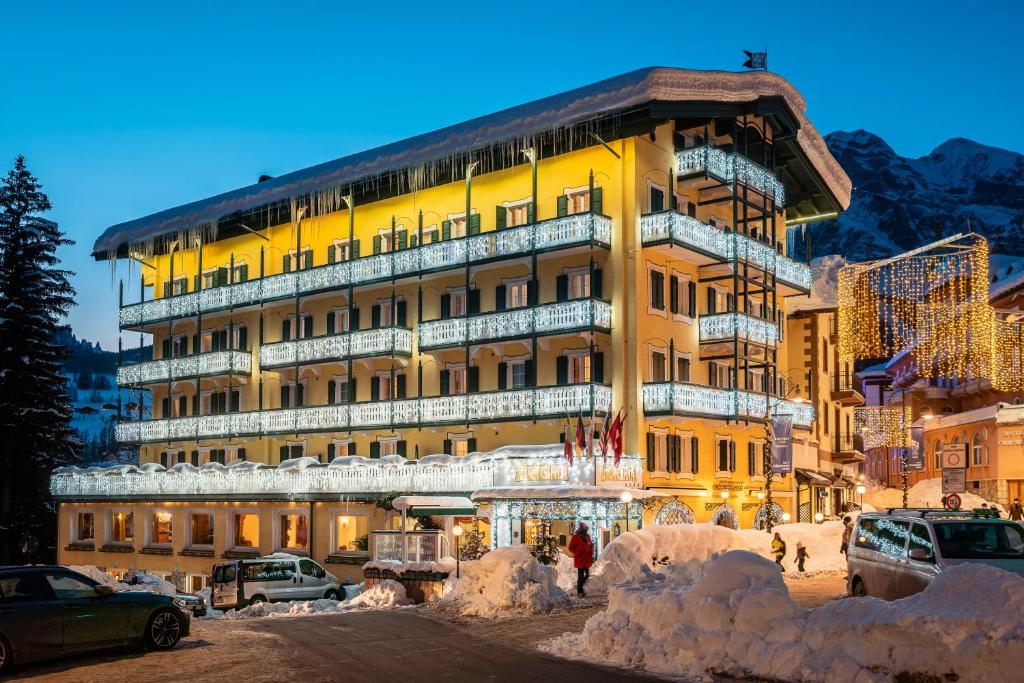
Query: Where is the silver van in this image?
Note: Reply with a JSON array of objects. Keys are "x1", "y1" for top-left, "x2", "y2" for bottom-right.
[
  {"x1": 847, "y1": 508, "x2": 1024, "y2": 600},
  {"x1": 211, "y1": 556, "x2": 342, "y2": 609}
]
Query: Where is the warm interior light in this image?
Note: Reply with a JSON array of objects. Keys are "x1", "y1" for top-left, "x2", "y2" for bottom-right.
[{"x1": 452, "y1": 525, "x2": 464, "y2": 537}]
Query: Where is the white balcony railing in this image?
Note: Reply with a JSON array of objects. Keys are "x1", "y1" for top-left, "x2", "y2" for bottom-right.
[
  {"x1": 259, "y1": 328, "x2": 413, "y2": 368},
  {"x1": 676, "y1": 146, "x2": 785, "y2": 206},
  {"x1": 642, "y1": 382, "x2": 814, "y2": 428},
  {"x1": 120, "y1": 213, "x2": 613, "y2": 328},
  {"x1": 639, "y1": 211, "x2": 812, "y2": 291},
  {"x1": 115, "y1": 383, "x2": 613, "y2": 444},
  {"x1": 699, "y1": 312, "x2": 780, "y2": 346},
  {"x1": 418, "y1": 300, "x2": 612, "y2": 349},
  {"x1": 116, "y1": 351, "x2": 252, "y2": 386}
]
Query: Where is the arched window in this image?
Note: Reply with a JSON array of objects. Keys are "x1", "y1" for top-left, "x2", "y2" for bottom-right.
[
  {"x1": 933, "y1": 440, "x2": 943, "y2": 470},
  {"x1": 972, "y1": 430, "x2": 987, "y2": 466},
  {"x1": 654, "y1": 500, "x2": 695, "y2": 526}
]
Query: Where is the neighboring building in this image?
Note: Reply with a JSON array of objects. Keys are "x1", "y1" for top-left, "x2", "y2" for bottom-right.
[{"x1": 53, "y1": 67, "x2": 850, "y2": 584}]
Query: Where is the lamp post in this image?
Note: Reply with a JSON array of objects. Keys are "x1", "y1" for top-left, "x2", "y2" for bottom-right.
[
  {"x1": 856, "y1": 484, "x2": 866, "y2": 508},
  {"x1": 814, "y1": 512, "x2": 824, "y2": 524},
  {"x1": 620, "y1": 490, "x2": 634, "y2": 532},
  {"x1": 452, "y1": 525, "x2": 464, "y2": 578}
]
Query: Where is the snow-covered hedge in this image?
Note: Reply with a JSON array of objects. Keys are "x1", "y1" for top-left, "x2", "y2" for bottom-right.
[
  {"x1": 440, "y1": 546, "x2": 569, "y2": 617},
  {"x1": 543, "y1": 550, "x2": 1024, "y2": 681}
]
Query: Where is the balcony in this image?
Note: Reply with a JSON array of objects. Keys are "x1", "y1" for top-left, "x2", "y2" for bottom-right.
[
  {"x1": 114, "y1": 383, "x2": 612, "y2": 444},
  {"x1": 116, "y1": 351, "x2": 252, "y2": 387},
  {"x1": 259, "y1": 327, "x2": 413, "y2": 369},
  {"x1": 833, "y1": 434, "x2": 866, "y2": 464},
  {"x1": 642, "y1": 381, "x2": 814, "y2": 429},
  {"x1": 675, "y1": 146, "x2": 785, "y2": 207},
  {"x1": 639, "y1": 211, "x2": 812, "y2": 292},
  {"x1": 418, "y1": 299, "x2": 612, "y2": 350},
  {"x1": 119, "y1": 213, "x2": 613, "y2": 329},
  {"x1": 699, "y1": 312, "x2": 779, "y2": 347},
  {"x1": 830, "y1": 372, "x2": 865, "y2": 407}
]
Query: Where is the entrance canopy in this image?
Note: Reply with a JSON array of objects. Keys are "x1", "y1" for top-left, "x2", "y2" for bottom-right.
[
  {"x1": 471, "y1": 485, "x2": 665, "y2": 501},
  {"x1": 795, "y1": 468, "x2": 832, "y2": 486},
  {"x1": 392, "y1": 495, "x2": 476, "y2": 517}
]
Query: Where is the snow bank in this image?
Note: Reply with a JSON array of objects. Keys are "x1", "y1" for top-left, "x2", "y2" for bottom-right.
[
  {"x1": 440, "y1": 546, "x2": 569, "y2": 616},
  {"x1": 864, "y1": 477, "x2": 995, "y2": 512},
  {"x1": 595, "y1": 522, "x2": 847, "y2": 586},
  {"x1": 67, "y1": 566, "x2": 176, "y2": 596},
  {"x1": 363, "y1": 557, "x2": 456, "y2": 574},
  {"x1": 543, "y1": 550, "x2": 1024, "y2": 682},
  {"x1": 220, "y1": 581, "x2": 408, "y2": 620}
]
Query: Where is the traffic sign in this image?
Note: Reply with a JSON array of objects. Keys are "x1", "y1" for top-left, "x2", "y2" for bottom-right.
[
  {"x1": 942, "y1": 468, "x2": 967, "y2": 494},
  {"x1": 942, "y1": 443, "x2": 968, "y2": 469},
  {"x1": 945, "y1": 493, "x2": 962, "y2": 510}
]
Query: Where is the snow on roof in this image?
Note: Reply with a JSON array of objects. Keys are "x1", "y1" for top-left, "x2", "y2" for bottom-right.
[
  {"x1": 471, "y1": 485, "x2": 664, "y2": 501},
  {"x1": 93, "y1": 67, "x2": 850, "y2": 258},
  {"x1": 391, "y1": 496, "x2": 475, "y2": 511},
  {"x1": 989, "y1": 253, "x2": 1024, "y2": 303}
]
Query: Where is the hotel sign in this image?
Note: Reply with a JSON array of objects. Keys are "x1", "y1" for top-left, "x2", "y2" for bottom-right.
[{"x1": 596, "y1": 459, "x2": 642, "y2": 488}]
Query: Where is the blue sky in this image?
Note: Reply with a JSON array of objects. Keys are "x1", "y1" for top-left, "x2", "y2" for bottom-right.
[{"x1": 2, "y1": 0, "x2": 1021, "y2": 349}]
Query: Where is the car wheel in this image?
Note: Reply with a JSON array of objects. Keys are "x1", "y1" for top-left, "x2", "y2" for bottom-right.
[
  {"x1": 324, "y1": 589, "x2": 339, "y2": 601},
  {"x1": 851, "y1": 577, "x2": 868, "y2": 598},
  {"x1": 145, "y1": 609, "x2": 184, "y2": 650},
  {"x1": 0, "y1": 634, "x2": 11, "y2": 674},
  {"x1": 248, "y1": 594, "x2": 268, "y2": 606}
]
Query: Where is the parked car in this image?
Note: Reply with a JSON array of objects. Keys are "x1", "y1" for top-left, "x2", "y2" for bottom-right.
[
  {"x1": 0, "y1": 565, "x2": 190, "y2": 673},
  {"x1": 847, "y1": 508, "x2": 1024, "y2": 600},
  {"x1": 211, "y1": 556, "x2": 341, "y2": 610},
  {"x1": 174, "y1": 591, "x2": 208, "y2": 617}
]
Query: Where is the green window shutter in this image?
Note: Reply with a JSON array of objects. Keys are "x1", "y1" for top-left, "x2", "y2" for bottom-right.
[
  {"x1": 302, "y1": 250, "x2": 313, "y2": 269},
  {"x1": 283, "y1": 254, "x2": 291, "y2": 273},
  {"x1": 468, "y1": 214, "x2": 481, "y2": 235},
  {"x1": 163, "y1": 282, "x2": 170, "y2": 298},
  {"x1": 216, "y1": 267, "x2": 228, "y2": 287},
  {"x1": 495, "y1": 206, "x2": 507, "y2": 230},
  {"x1": 527, "y1": 202, "x2": 535, "y2": 224},
  {"x1": 593, "y1": 352, "x2": 604, "y2": 384},
  {"x1": 691, "y1": 437, "x2": 699, "y2": 473},
  {"x1": 646, "y1": 433, "x2": 656, "y2": 471},
  {"x1": 193, "y1": 274, "x2": 200, "y2": 292},
  {"x1": 410, "y1": 234, "x2": 418, "y2": 248},
  {"x1": 397, "y1": 230, "x2": 408, "y2": 250},
  {"x1": 239, "y1": 264, "x2": 248, "y2": 282},
  {"x1": 373, "y1": 235, "x2": 382, "y2": 254},
  {"x1": 352, "y1": 240, "x2": 361, "y2": 258},
  {"x1": 429, "y1": 230, "x2": 438, "y2": 243},
  {"x1": 441, "y1": 220, "x2": 451, "y2": 240},
  {"x1": 556, "y1": 356, "x2": 568, "y2": 385},
  {"x1": 556, "y1": 195, "x2": 568, "y2": 217},
  {"x1": 592, "y1": 187, "x2": 603, "y2": 215},
  {"x1": 327, "y1": 245, "x2": 337, "y2": 263}
]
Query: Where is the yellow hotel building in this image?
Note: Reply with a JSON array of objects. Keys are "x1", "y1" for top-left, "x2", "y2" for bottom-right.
[{"x1": 53, "y1": 67, "x2": 850, "y2": 588}]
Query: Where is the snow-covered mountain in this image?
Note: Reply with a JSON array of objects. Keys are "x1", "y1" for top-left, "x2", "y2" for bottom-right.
[{"x1": 810, "y1": 130, "x2": 1024, "y2": 261}]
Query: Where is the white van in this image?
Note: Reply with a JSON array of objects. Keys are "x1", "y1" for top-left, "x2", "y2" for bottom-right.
[{"x1": 211, "y1": 556, "x2": 342, "y2": 609}]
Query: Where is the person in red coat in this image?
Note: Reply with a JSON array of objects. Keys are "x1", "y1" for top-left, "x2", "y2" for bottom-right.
[{"x1": 568, "y1": 523, "x2": 595, "y2": 596}]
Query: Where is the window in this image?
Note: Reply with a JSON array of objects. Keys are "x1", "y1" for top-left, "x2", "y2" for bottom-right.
[
  {"x1": 171, "y1": 335, "x2": 188, "y2": 358},
  {"x1": 449, "y1": 289, "x2": 468, "y2": 317},
  {"x1": 299, "y1": 559, "x2": 327, "y2": 578},
  {"x1": 329, "y1": 376, "x2": 349, "y2": 404},
  {"x1": 506, "y1": 279, "x2": 529, "y2": 309},
  {"x1": 670, "y1": 273, "x2": 691, "y2": 319},
  {"x1": 190, "y1": 512, "x2": 214, "y2": 547},
  {"x1": 201, "y1": 270, "x2": 216, "y2": 289},
  {"x1": 378, "y1": 437, "x2": 398, "y2": 457},
  {"x1": 243, "y1": 561, "x2": 294, "y2": 582},
  {"x1": 448, "y1": 365, "x2": 467, "y2": 395},
  {"x1": 231, "y1": 262, "x2": 249, "y2": 283},
  {"x1": 329, "y1": 239, "x2": 352, "y2": 263},
  {"x1": 568, "y1": 269, "x2": 591, "y2": 299},
  {"x1": 748, "y1": 440, "x2": 764, "y2": 477},
  {"x1": 649, "y1": 184, "x2": 665, "y2": 213},
  {"x1": 709, "y1": 362, "x2": 731, "y2": 388},
  {"x1": 908, "y1": 523, "x2": 934, "y2": 559},
  {"x1": 376, "y1": 371, "x2": 393, "y2": 401},
  {"x1": 188, "y1": 575, "x2": 209, "y2": 593},
  {"x1": 278, "y1": 512, "x2": 309, "y2": 551},
  {"x1": 0, "y1": 573, "x2": 55, "y2": 602},
  {"x1": 566, "y1": 189, "x2": 590, "y2": 214},
  {"x1": 450, "y1": 215, "x2": 467, "y2": 238},
  {"x1": 649, "y1": 267, "x2": 666, "y2": 312},
  {"x1": 46, "y1": 572, "x2": 100, "y2": 600},
  {"x1": 675, "y1": 354, "x2": 691, "y2": 383},
  {"x1": 150, "y1": 511, "x2": 173, "y2": 545},
  {"x1": 503, "y1": 199, "x2": 532, "y2": 228},
  {"x1": 510, "y1": 361, "x2": 528, "y2": 389},
  {"x1": 110, "y1": 511, "x2": 134, "y2": 544},
  {"x1": 855, "y1": 517, "x2": 910, "y2": 556},
  {"x1": 76, "y1": 512, "x2": 95, "y2": 542},
  {"x1": 333, "y1": 514, "x2": 369, "y2": 553},
  {"x1": 171, "y1": 277, "x2": 187, "y2": 295},
  {"x1": 648, "y1": 431, "x2": 668, "y2": 472},
  {"x1": 566, "y1": 352, "x2": 591, "y2": 384},
  {"x1": 716, "y1": 438, "x2": 735, "y2": 474},
  {"x1": 972, "y1": 431, "x2": 987, "y2": 466},
  {"x1": 233, "y1": 512, "x2": 259, "y2": 548},
  {"x1": 450, "y1": 435, "x2": 472, "y2": 458},
  {"x1": 934, "y1": 522, "x2": 1024, "y2": 559},
  {"x1": 650, "y1": 349, "x2": 667, "y2": 382}
]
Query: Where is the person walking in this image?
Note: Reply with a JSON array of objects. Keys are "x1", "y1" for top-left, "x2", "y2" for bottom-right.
[
  {"x1": 840, "y1": 515, "x2": 853, "y2": 555},
  {"x1": 568, "y1": 523, "x2": 595, "y2": 597},
  {"x1": 795, "y1": 542, "x2": 809, "y2": 573},
  {"x1": 771, "y1": 532, "x2": 787, "y2": 571},
  {"x1": 1009, "y1": 498, "x2": 1023, "y2": 521}
]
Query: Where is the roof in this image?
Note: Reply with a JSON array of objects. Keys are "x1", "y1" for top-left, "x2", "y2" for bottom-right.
[
  {"x1": 93, "y1": 66, "x2": 851, "y2": 259},
  {"x1": 470, "y1": 485, "x2": 664, "y2": 501}
]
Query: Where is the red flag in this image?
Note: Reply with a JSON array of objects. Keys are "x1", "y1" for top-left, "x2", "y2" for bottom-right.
[
  {"x1": 610, "y1": 410, "x2": 625, "y2": 465},
  {"x1": 575, "y1": 416, "x2": 586, "y2": 452},
  {"x1": 563, "y1": 423, "x2": 573, "y2": 466}
]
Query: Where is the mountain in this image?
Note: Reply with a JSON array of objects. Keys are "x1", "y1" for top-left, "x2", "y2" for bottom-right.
[{"x1": 809, "y1": 130, "x2": 1024, "y2": 261}]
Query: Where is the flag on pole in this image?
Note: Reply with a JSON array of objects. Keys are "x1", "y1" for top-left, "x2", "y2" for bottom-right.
[
  {"x1": 598, "y1": 410, "x2": 611, "y2": 461},
  {"x1": 742, "y1": 49, "x2": 768, "y2": 70},
  {"x1": 575, "y1": 415, "x2": 586, "y2": 453},
  {"x1": 608, "y1": 409, "x2": 623, "y2": 465},
  {"x1": 563, "y1": 422, "x2": 574, "y2": 466}
]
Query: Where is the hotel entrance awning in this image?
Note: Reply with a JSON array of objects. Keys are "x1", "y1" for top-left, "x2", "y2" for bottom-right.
[{"x1": 391, "y1": 495, "x2": 476, "y2": 517}]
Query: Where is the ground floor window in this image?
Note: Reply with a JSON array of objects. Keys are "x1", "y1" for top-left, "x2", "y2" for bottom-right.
[
  {"x1": 188, "y1": 574, "x2": 209, "y2": 594},
  {"x1": 278, "y1": 512, "x2": 309, "y2": 551},
  {"x1": 190, "y1": 512, "x2": 214, "y2": 547},
  {"x1": 110, "y1": 510, "x2": 134, "y2": 544},
  {"x1": 332, "y1": 513, "x2": 369, "y2": 553},
  {"x1": 76, "y1": 511, "x2": 95, "y2": 542},
  {"x1": 233, "y1": 512, "x2": 259, "y2": 548},
  {"x1": 149, "y1": 511, "x2": 173, "y2": 545}
]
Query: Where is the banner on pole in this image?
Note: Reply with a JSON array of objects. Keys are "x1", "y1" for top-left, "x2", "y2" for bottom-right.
[
  {"x1": 907, "y1": 426, "x2": 925, "y2": 471},
  {"x1": 771, "y1": 414, "x2": 793, "y2": 474}
]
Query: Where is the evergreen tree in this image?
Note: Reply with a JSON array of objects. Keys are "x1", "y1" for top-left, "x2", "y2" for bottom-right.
[
  {"x1": 457, "y1": 518, "x2": 490, "y2": 561},
  {"x1": 0, "y1": 156, "x2": 78, "y2": 564},
  {"x1": 529, "y1": 521, "x2": 561, "y2": 566}
]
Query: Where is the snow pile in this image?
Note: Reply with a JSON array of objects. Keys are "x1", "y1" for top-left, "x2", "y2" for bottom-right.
[
  {"x1": 440, "y1": 546, "x2": 569, "y2": 616},
  {"x1": 543, "y1": 550, "x2": 1024, "y2": 682},
  {"x1": 596, "y1": 522, "x2": 848, "y2": 586},
  {"x1": 67, "y1": 566, "x2": 176, "y2": 596},
  {"x1": 863, "y1": 477, "x2": 995, "y2": 512},
  {"x1": 346, "y1": 580, "x2": 410, "y2": 609},
  {"x1": 363, "y1": 557, "x2": 456, "y2": 574}
]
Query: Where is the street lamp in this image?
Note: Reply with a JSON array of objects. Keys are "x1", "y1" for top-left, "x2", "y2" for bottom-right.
[
  {"x1": 814, "y1": 512, "x2": 824, "y2": 523},
  {"x1": 781, "y1": 512, "x2": 791, "y2": 523},
  {"x1": 620, "y1": 491, "x2": 634, "y2": 532},
  {"x1": 452, "y1": 525, "x2": 464, "y2": 578},
  {"x1": 856, "y1": 484, "x2": 866, "y2": 508}
]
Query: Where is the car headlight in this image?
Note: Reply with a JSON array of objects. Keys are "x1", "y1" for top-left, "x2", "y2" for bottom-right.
[{"x1": 173, "y1": 597, "x2": 189, "y2": 611}]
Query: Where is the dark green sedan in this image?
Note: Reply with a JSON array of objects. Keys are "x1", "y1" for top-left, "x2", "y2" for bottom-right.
[{"x1": 0, "y1": 565, "x2": 190, "y2": 673}]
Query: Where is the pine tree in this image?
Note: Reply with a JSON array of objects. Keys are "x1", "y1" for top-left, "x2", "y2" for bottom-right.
[
  {"x1": 529, "y1": 521, "x2": 561, "y2": 566},
  {"x1": 457, "y1": 518, "x2": 489, "y2": 561},
  {"x1": 0, "y1": 156, "x2": 78, "y2": 564}
]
